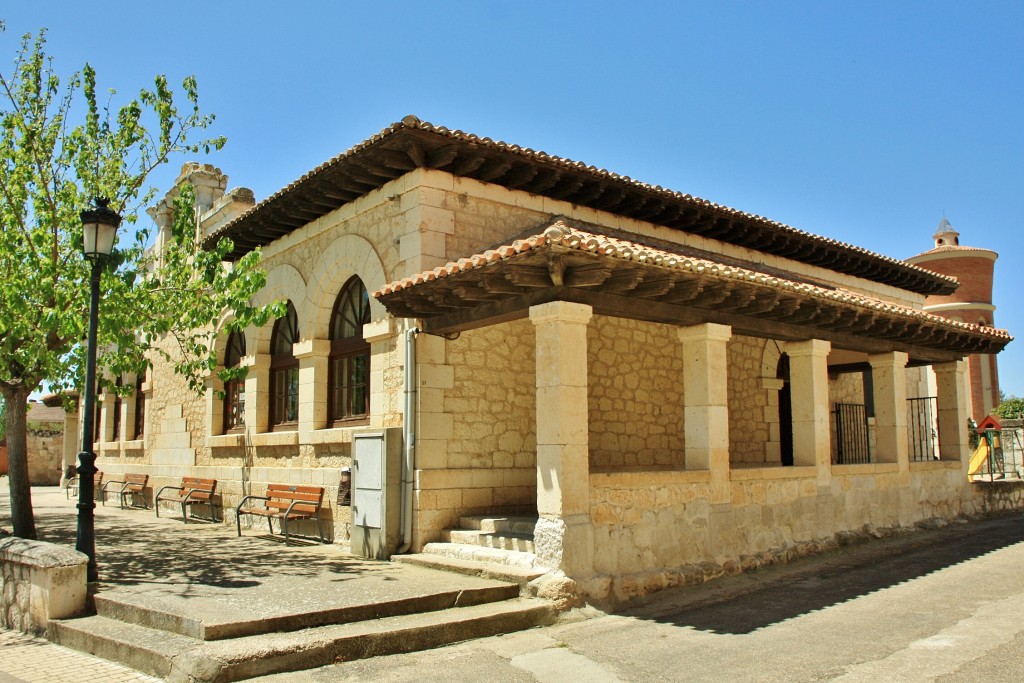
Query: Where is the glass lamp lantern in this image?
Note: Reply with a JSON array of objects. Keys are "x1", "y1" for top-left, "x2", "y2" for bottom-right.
[{"x1": 80, "y1": 198, "x2": 122, "y2": 260}]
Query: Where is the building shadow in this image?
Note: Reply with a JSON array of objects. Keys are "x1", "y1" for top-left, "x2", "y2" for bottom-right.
[{"x1": 623, "y1": 514, "x2": 1024, "y2": 635}]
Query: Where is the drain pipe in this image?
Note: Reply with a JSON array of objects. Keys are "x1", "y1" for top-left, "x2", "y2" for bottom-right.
[{"x1": 397, "y1": 325, "x2": 419, "y2": 554}]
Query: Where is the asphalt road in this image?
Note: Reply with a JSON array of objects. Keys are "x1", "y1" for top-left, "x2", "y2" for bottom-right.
[{"x1": 252, "y1": 513, "x2": 1024, "y2": 683}]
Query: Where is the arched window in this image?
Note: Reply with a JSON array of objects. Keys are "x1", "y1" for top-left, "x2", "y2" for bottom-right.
[
  {"x1": 223, "y1": 330, "x2": 246, "y2": 433},
  {"x1": 329, "y1": 277, "x2": 371, "y2": 425},
  {"x1": 270, "y1": 302, "x2": 300, "y2": 430},
  {"x1": 134, "y1": 375, "x2": 146, "y2": 439},
  {"x1": 112, "y1": 377, "x2": 123, "y2": 441}
]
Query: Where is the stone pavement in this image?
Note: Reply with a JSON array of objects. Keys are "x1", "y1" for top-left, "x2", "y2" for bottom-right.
[
  {"x1": 0, "y1": 482, "x2": 546, "y2": 681},
  {"x1": 249, "y1": 512, "x2": 1024, "y2": 683},
  {"x1": 0, "y1": 628, "x2": 160, "y2": 683}
]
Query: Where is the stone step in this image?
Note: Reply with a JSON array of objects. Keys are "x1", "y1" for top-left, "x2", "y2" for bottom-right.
[
  {"x1": 93, "y1": 581, "x2": 519, "y2": 641},
  {"x1": 459, "y1": 515, "x2": 537, "y2": 536},
  {"x1": 49, "y1": 598, "x2": 556, "y2": 682},
  {"x1": 444, "y1": 529, "x2": 536, "y2": 553},
  {"x1": 418, "y1": 541, "x2": 539, "y2": 569},
  {"x1": 394, "y1": 553, "x2": 547, "y2": 587}
]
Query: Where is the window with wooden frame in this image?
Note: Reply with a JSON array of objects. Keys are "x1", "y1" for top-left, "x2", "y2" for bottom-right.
[
  {"x1": 328, "y1": 277, "x2": 371, "y2": 426},
  {"x1": 134, "y1": 376, "x2": 146, "y2": 439},
  {"x1": 269, "y1": 302, "x2": 300, "y2": 430},
  {"x1": 111, "y1": 377, "x2": 123, "y2": 441},
  {"x1": 222, "y1": 330, "x2": 247, "y2": 433}
]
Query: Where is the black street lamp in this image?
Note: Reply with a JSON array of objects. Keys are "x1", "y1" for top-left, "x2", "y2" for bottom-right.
[{"x1": 75, "y1": 197, "x2": 121, "y2": 582}]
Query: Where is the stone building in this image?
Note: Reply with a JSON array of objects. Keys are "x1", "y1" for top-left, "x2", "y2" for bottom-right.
[
  {"x1": 88, "y1": 117, "x2": 1015, "y2": 605},
  {"x1": 906, "y1": 219, "x2": 1001, "y2": 420}
]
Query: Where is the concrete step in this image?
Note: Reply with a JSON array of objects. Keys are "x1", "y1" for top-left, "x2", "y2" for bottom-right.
[
  {"x1": 93, "y1": 580, "x2": 520, "y2": 641},
  {"x1": 459, "y1": 515, "x2": 537, "y2": 536},
  {"x1": 394, "y1": 553, "x2": 547, "y2": 587},
  {"x1": 418, "y1": 541, "x2": 538, "y2": 570},
  {"x1": 49, "y1": 598, "x2": 556, "y2": 683},
  {"x1": 444, "y1": 529, "x2": 536, "y2": 553}
]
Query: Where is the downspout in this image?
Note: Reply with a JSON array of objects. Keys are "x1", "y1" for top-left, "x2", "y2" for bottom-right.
[{"x1": 397, "y1": 325, "x2": 419, "y2": 554}]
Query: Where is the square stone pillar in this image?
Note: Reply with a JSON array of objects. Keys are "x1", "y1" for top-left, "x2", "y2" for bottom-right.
[
  {"x1": 869, "y1": 352, "x2": 909, "y2": 471},
  {"x1": 678, "y1": 323, "x2": 732, "y2": 503},
  {"x1": 205, "y1": 370, "x2": 225, "y2": 437},
  {"x1": 243, "y1": 353, "x2": 270, "y2": 434},
  {"x1": 784, "y1": 339, "x2": 831, "y2": 483},
  {"x1": 99, "y1": 392, "x2": 116, "y2": 444},
  {"x1": 294, "y1": 339, "x2": 331, "y2": 438},
  {"x1": 364, "y1": 318, "x2": 400, "y2": 430},
  {"x1": 529, "y1": 301, "x2": 594, "y2": 578},
  {"x1": 934, "y1": 359, "x2": 969, "y2": 467}
]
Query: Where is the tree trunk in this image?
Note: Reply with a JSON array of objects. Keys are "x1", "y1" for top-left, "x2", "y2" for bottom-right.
[{"x1": 2, "y1": 385, "x2": 36, "y2": 539}]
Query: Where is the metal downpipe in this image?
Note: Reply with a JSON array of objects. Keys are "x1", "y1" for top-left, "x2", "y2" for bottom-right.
[{"x1": 397, "y1": 325, "x2": 419, "y2": 554}]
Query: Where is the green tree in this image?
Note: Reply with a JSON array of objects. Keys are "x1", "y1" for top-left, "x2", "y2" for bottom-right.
[
  {"x1": 994, "y1": 396, "x2": 1024, "y2": 420},
  {"x1": 0, "y1": 28, "x2": 278, "y2": 539}
]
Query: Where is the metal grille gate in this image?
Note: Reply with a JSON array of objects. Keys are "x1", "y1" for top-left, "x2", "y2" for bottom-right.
[
  {"x1": 907, "y1": 396, "x2": 938, "y2": 461},
  {"x1": 833, "y1": 403, "x2": 871, "y2": 464}
]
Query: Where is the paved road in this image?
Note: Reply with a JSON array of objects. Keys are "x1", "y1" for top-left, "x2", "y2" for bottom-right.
[{"x1": 251, "y1": 513, "x2": 1024, "y2": 683}]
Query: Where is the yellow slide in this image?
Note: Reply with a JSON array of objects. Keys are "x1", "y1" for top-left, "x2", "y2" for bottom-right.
[{"x1": 967, "y1": 440, "x2": 990, "y2": 478}]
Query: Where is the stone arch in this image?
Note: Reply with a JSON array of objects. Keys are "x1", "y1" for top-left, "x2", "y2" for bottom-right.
[
  {"x1": 304, "y1": 234, "x2": 389, "y2": 340},
  {"x1": 759, "y1": 338, "x2": 790, "y2": 466},
  {"x1": 253, "y1": 263, "x2": 306, "y2": 354}
]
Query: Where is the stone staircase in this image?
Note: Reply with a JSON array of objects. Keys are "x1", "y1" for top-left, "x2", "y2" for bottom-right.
[
  {"x1": 393, "y1": 515, "x2": 548, "y2": 587},
  {"x1": 48, "y1": 566, "x2": 554, "y2": 682}
]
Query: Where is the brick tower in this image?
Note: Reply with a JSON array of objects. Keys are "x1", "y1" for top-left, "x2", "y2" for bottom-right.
[{"x1": 906, "y1": 218, "x2": 1000, "y2": 419}]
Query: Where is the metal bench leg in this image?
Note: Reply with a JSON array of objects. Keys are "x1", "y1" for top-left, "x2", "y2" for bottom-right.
[
  {"x1": 236, "y1": 511, "x2": 243, "y2": 537},
  {"x1": 283, "y1": 516, "x2": 290, "y2": 545}
]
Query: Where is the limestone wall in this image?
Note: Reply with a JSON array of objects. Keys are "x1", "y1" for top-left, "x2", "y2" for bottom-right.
[
  {"x1": 27, "y1": 425, "x2": 63, "y2": 485},
  {"x1": 587, "y1": 316, "x2": 686, "y2": 470},
  {"x1": 587, "y1": 462, "x2": 994, "y2": 604},
  {"x1": 727, "y1": 335, "x2": 770, "y2": 464}
]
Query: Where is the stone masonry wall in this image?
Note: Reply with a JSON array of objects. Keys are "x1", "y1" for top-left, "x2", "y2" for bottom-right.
[
  {"x1": 587, "y1": 316, "x2": 686, "y2": 470},
  {"x1": 587, "y1": 463, "x2": 997, "y2": 605},
  {"x1": 27, "y1": 424, "x2": 63, "y2": 485},
  {"x1": 445, "y1": 318, "x2": 537, "y2": 503},
  {"x1": 727, "y1": 335, "x2": 770, "y2": 464}
]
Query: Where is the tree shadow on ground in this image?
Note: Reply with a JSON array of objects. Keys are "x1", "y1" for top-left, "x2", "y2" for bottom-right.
[
  {"x1": 624, "y1": 515, "x2": 1024, "y2": 635},
  {"x1": 30, "y1": 508, "x2": 390, "y2": 595}
]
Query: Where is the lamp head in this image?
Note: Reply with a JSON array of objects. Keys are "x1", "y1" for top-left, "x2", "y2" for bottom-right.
[{"x1": 81, "y1": 198, "x2": 122, "y2": 260}]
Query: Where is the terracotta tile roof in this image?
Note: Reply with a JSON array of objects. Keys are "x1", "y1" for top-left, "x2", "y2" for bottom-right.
[
  {"x1": 375, "y1": 220, "x2": 1011, "y2": 344},
  {"x1": 27, "y1": 402, "x2": 66, "y2": 423},
  {"x1": 910, "y1": 244, "x2": 997, "y2": 257},
  {"x1": 204, "y1": 116, "x2": 958, "y2": 297}
]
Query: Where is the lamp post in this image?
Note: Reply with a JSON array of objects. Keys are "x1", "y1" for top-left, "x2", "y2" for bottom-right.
[{"x1": 75, "y1": 197, "x2": 121, "y2": 582}]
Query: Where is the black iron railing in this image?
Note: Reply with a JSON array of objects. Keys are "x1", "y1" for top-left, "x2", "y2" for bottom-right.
[
  {"x1": 833, "y1": 403, "x2": 871, "y2": 464},
  {"x1": 907, "y1": 396, "x2": 938, "y2": 461}
]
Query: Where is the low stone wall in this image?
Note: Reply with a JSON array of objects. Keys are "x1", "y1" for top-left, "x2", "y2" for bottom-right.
[
  {"x1": 584, "y1": 462, "x2": 1009, "y2": 606},
  {"x1": 0, "y1": 536, "x2": 88, "y2": 635}
]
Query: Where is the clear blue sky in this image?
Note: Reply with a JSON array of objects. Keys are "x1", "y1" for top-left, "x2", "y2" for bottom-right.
[{"x1": 6, "y1": 2, "x2": 1024, "y2": 396}]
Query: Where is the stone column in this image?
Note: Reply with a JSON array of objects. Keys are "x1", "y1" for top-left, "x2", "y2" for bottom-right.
[
  {"x1": 869, "y1": 352, "x2": 909, "y2": 472},
  {"x1": 60, "y1": 405, "x2": 80, "y2": 487},
  {"x1": 294, "y1": 339, "x2": 330, "y2": 438},
  {"x1": 364, "y1": 319, "x2": 400, "y2": 430},
  {"x1": 785, "y1": 339, "x2": 832, "y2": 483},
  {"x1": 205, "y1": 369, "x2": 225, "y2": 437},
  {"x1": 98, "y1": 392, "x2": 115, "y2": 444},
  {"x1": 679, "y1": 323, "x2": 732, "y2": 503},
  {"x1": 934, "y1": 360, "x2": 969, "y2": 467},
  {"x1": 243, "y1": 354, "x2": 271, "y2": 434},
  {"x1": 529, "y1": 301, "x2": 594, "y2": 578}
]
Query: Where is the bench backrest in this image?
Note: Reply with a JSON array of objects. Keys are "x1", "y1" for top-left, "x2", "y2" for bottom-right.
[
  {"x1": 264, "y1": 483, "x2": 324, "y2": 515},
  {"x1": 124, "y1": 473, "x2": 148, "y2": 487},
  {"x1": 181, "y1": 477, "x2": 216, "y2": 492}
]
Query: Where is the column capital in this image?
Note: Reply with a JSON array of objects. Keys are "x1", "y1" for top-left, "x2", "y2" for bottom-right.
[
  {"x1": 868, "y1": 350, "x2": 909, "y2": 370},
  {"x1": 363, "y1": 317, "x2": 398, "y2": 343},
  {"x1": 293, "y1": 338, "x2": 331, "y2": 360},
  {"x1": 933, "y1": 358, "x2": 968, "y2": 377},
  {"x1": 241, "y1": 353, "x2": 270, "y2": 370},
  {"x1": 529, "y1": 301, "x2": 593, "y2": 326},
  {"x1": 784, "y1": 338, "x2": 831, "y2": 359},
  {"x1": 677, "y1": 322, "x2": 732, "y2": 344}
]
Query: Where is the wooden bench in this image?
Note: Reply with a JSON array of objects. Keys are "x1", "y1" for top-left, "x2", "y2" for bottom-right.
[
  {"x1": 100, "y1": 473, "x2": 149, "y2": 509},
  {"x1": 155, "y1": 477, "x2": 219, "y2": 523},
  {"x1": 66, "y1": 471, "x2": 103, "y2": 500},
  {"x1": 235, "y1": 484, "x2": 325, "y2": 544}
]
